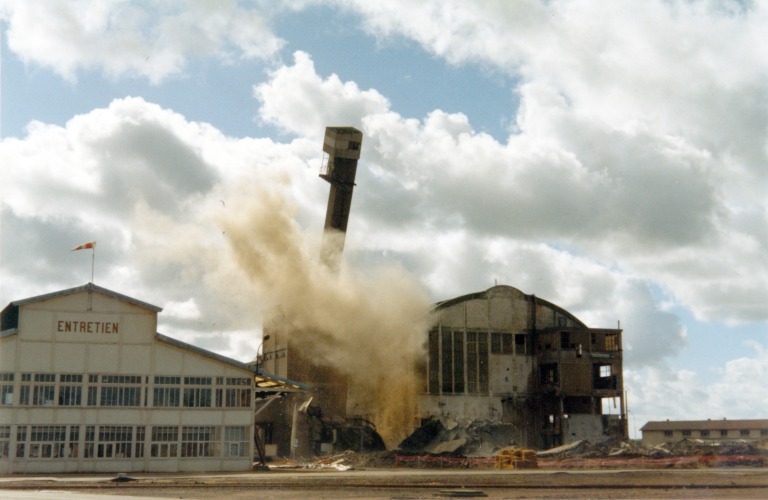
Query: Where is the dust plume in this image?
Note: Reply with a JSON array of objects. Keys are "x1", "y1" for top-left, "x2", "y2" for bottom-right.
[{"x1": 218, "y1": 178, "x2": 430, "y2": 445}]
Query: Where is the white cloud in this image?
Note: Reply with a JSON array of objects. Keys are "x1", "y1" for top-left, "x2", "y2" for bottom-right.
[
  {"x1": 3, "y1": 0, "x2": 768, "y2": 425},
  {"x1": 0, "y1": 0, "x2": 284, "y2": 83},
  {"x1": 627, "y1": 340, "x2": 768, "y2": 435}
]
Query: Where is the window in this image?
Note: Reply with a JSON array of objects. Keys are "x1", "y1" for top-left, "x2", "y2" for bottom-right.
[
  {"x1": 101, "y1": 386, "x2": 141, "y2": 406},
  {"x1": 560, "y1": 331, "x2": 570, "y2": 349},
  {"x1": 223, "y1": 426, "x2": 249, "y2": 457},
  {"x1": 0, "y1": 426, "x2": 10, "y2": 458},
  {"x1": 466, "y1": 332, "x2": 478, "y2": 393},
  {"x1": 0, "y1": 373, "x2": 13, "y2": 405},
  {"x1": 183, "y1": 388, "x2": 211, "y2": 407},
  {"x1": 181, "y1": 426, "x2": 218, "y2": 457},
  {"x1": 441, "y1": 331, "x2": 454, "y2": 393},
  {"x1": 427, "y1": 329, "x2": 487, "y2": 395},
  {"x1": 83, "y1": 424, "x2": 139, "y2": 459},
  {"x1": 100, "y1": 375, "x2": 141, "y2": 406},
  {"x1": 740, "y1": 429, "x2": 750, "y2": 437},
  {"x1": 215, "y1": 377, "x2": 252, "y2": 408},
  {"x1": 761, "y1": 430, "x2": 768, "y2": 436},
  {"x1": 218, "y1": 388, "x2": 251, "y2": 408},
  {"x1": 682, "y1": 430, "x2": 691, "y2": 437},
  {"x1": 720, "y1": 429, "x2": 728, "y2": 436},
  {"x1": 515, "y1": 334, "x2": 527, "y2": 355},
  {"x1": 16, "y1": 426, "x2": 27, "y2": 458},
  {"x1": 151, "y1": 426, "x2": 179, "y2": 457},
  {"x1": 184, "y1": 376, "x2": 212, "y2": 385},
  {"x1": 68, "y1": 426, "x2": 80, "y2": 458},
  {"x1": 84, "y1": 426, "x2": 95, "y2": 458},
  {"x1": 599, "y1": 365, "x2": 611, "y2": 377},
  {"x1": 700, "y1": 430, "x2": 710, "y2": 437},
  {"x1": 541, "y1": 364, "x2": 558, "y2": 385},
  {"x1": 97, "y1": 426, "x2": 134, "y2": 458},
  {"x1": 427, "y1": 329, "x2": 439, "y2": 394},
  {"x1": 153, "y1": 377, "x2": 181, "y2": 407},
  {"x1": 664, "y1": 430, "x2": 673, "y2": 437},
  {"x1": 605, "y1": 333, "x2": 619, "y2": 351},
  {"x1": 59, "y1": 374, "x2": 82, "y2": 406},
  {"x1": 491, "y1": 332, "x2": 513, "y2": 354},
  {"x1": 20, "y1": 373, "x2": 55, "y2": 406},
  {"x1": 439, "y1": 330, "x2": 465, "y2": 393},
  {"x1": 29, "y1": 425, "x2": 67, "y2": 458}
]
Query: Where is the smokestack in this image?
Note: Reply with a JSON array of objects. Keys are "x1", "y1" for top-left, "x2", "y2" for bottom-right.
[{"x1": 319, "y1": 126, "x2": 363, "y2": 272}]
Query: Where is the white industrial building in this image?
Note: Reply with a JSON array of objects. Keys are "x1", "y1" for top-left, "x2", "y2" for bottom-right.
[{"x1": 0, "y1": 283, "x2": 259, "y2": 474}]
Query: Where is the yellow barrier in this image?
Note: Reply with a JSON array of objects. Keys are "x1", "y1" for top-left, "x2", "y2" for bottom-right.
[{"x1": 494, "y1": 447, "x2": 538, "y2": 469}]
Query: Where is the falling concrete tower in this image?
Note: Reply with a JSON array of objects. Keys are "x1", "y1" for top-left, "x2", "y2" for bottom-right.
[{"x1": 319, "y1": 126, "x2": 363, "y2": 272}]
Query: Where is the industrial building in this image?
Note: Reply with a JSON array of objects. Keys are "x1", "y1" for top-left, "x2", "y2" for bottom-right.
[
  {"x1": 420, "y1": 285, "x2": 627, "y2": 450},
  {"x1": 258, "y1": 126, "x2": 627, "y2": 453},
  {"x1": 641, "y1": 419, "x2": 768, "y2": 446},
  {"x1": 261, "y1": 283, "x2": 628, "y2": 453},
  {"x1": 0, "y1": 283, "x2": 271, "y2": 474}
]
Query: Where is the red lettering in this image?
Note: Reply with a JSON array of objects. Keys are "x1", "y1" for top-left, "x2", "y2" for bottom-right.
[
  {"x1": 57, "y1": 321, "x2": 63, "y2": 332},
  {"x1": 112, "y1": 323, "x2": 118, "y2": 334},
  {"x1": 79, "y1": 322, "x2": 86, "y2": 332}
]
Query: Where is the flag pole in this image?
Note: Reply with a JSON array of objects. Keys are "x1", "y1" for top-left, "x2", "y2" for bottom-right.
[{"x1": 71, "y1": 241, "x2": 97, "y2": 284}]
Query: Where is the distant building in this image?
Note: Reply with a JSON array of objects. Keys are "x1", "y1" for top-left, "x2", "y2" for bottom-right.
[
  {"x1": 641, "y1": 419, "x2": 768, "y2": 446},
  {"x1": 0, "y1": 283, "x2": 267, "y2": 473},
  {"x1": 420, "y1": 285, "x2": 627, "y2": 450}
]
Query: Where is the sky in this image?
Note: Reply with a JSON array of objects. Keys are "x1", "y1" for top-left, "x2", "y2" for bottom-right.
[{"x1": 1, "y1": 0, "x2": 767, "y2": 438}]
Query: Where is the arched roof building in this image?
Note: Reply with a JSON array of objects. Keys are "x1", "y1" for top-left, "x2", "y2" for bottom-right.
[{"x1": 419, "y1": 285, "x2": 626, "y2": 450}]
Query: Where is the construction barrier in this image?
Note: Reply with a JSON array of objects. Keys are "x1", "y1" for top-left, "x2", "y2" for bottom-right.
[{"x1": 494, "y1": 447, "x2": 538, "y2": 469}]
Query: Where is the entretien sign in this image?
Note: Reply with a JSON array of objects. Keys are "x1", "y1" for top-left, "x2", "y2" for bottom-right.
[{"x1": 57, "y1": 320, "x2": 119, "y2": 334}]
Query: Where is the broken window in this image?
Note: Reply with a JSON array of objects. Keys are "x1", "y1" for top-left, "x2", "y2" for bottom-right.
[
  {"x1": 515, "y1": 334, "x2": 527, "y2": 355},
  {"x1": 600, "y1": 397, "x2": 622, "y2": 415},
  {"x1": 605, "y1": 333, "x2": 619, "y2": 351},
  {"x1": 560, "y1": 332, "x2": 570, "y2": 349},
  {"x1": 540, "y1": 363, "x2": 558, "y2": 385},
  {"x1": 593, "y1": 364, "x2": 616, "y2": 389}
]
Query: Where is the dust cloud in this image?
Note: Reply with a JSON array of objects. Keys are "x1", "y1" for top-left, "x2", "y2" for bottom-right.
[{"x1": 218, "y1": 178, "x2": 430, "y2": 445}]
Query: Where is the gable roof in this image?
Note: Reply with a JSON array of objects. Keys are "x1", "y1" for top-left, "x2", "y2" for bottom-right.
[
  {"x1": 641, "y1": 419, "x2": 768, "y2": 432},
  {"x1": 7, "y1": 282, "x2": 162, "y2": 312},
  {"x1": 1, "y1": 283, "x2": 162, "y2": 334}
]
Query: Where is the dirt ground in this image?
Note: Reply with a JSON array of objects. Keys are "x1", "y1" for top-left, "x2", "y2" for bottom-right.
[{"x1": 2, "y1": 467, "x2": 768, "y2": 499}]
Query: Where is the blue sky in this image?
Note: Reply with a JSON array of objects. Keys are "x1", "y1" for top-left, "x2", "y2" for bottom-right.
[{"x1": 2, "y1": 0, "x2": 768, "y2": 437}]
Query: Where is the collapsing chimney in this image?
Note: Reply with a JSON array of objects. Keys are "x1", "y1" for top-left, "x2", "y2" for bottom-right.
[{"x1": 319, "y1": 126, "x2": 363, "y2": 272}]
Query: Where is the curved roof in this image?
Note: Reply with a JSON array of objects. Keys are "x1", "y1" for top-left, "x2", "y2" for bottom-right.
[{"x1": 432, "y1": 284, "x2": 587, "y2": 328}]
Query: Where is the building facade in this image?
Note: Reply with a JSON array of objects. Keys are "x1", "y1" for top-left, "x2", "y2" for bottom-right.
[
  {"x1": 421, "y1": 285, "x2": 627, "y2": 450},
  {"x1": 0, "y1": 283, "x2": 256, "y2": 474},
  {"x1": 641, "y1": 419, "x2": 768, "y2": 446}
]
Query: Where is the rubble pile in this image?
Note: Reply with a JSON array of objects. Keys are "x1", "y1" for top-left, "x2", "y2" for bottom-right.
[
  {"x1": 398, "y1": 417, "x2": 516, "y2": 457},
  {"x1": 536, "y1": 437, "x2": 768, "y2": 466},
  {"x1": 280, "y1": 436, "x2": 768, "y2": 471}
]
